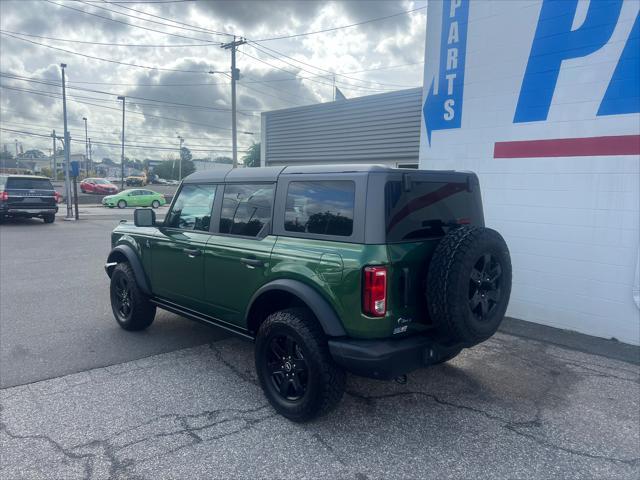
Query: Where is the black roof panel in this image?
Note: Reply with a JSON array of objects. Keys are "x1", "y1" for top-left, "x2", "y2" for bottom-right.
[{"x1": 182, "y1": 164, "x2": 415, "y2": 183}]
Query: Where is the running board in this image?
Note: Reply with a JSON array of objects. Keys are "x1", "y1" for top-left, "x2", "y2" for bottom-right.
[{"x1": 150, "y1": 298, "x2": 254, "y2": 341}]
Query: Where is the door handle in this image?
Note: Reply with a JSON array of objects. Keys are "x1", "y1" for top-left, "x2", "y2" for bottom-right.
[
  {"x1": 183, "y1": 248, "x2": 202, "y2": 258},
  {"x1": 240, "y1": 257, "x2": 264, "y2": 268}
]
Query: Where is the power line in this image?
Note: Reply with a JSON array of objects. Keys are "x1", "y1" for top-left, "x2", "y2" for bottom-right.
[
  {"x1": 0, "y1": 114, "x2": 240, "y2": 142},
  {"x1": 83, "y1": 1, "x2": 197, "y2": 4},
  {"x1": 249, "y1": 41, "x2": 416, "y2": 88},
  {"x1": 252, "y1": 5, "x2": 426, "y2": 42},
  {"x1": 0, "y1": 127, "x2": 249, "y2": 153},
  {"x1": 0, "y1": 31, "x2": 213, "y2": 73},
  {"x1": 1, "y1": 72, "x2": 260, "y2": 115},
  {"x1": 0, "y1": 85, "x2": 255, "y2": 134},
  {"x1": 73, "y1": 0, "x2": 231, "y2": 38},
  {"x1": 91, "y1": 0, "x2": 234, "y2": 38},
  {"x1": 0, "y1": 117, "x2": 253, "y2": 150},
  {"x1": 239, "y1": 50, "x2": 398, "y2": 93},
  {"x1": 0, "y1": 30, "x2": 216, "y2": 48},
  {"x1": 44, "y1": 0, "x2": 220, "y2": 43}
]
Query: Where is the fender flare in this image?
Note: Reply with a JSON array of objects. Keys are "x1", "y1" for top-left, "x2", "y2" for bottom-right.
[
  {"x1": 106, "y1": 244, "x2": 152, "y2": 295},
  {"x1": 246, "y1": 279, "x2": 347, "y2": 337}
]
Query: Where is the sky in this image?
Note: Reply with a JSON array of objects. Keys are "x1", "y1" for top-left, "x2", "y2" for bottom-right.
[{"x1": 0, "y1": 0, "x2": 426, "y2": 163}]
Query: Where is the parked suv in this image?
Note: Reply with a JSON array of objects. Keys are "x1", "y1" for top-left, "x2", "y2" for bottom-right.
[
  {"x1": 0, "y1": 174, "x2": 59, "y2": 223},
  {"x1": 105, "y1": 165, "x2": 511, "y2": 421}
]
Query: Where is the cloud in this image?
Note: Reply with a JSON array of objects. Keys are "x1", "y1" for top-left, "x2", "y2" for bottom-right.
[{"x1": 0, "y1": 0, "x2": 425, "y2": 159}]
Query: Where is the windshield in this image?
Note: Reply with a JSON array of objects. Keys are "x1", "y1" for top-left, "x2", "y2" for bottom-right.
[{"x1": 94, "y1": 179, "x2": 110, "y2": 184}]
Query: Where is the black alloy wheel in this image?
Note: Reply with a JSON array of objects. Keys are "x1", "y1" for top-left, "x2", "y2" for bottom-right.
[
  {"x1": 109, "y1": 263, "x2": 156, "y2": 331},
  {"x1": 266, "y1": 334, "x2": 309, "y2": 401},
  {"x1": 255, "y1": 308, "x2": 345, "y2": 421},
  {"x1": 112, "y1": 274, "x2": 133, "y2": 322},
  {"x1": 468, "y1": 253, "x2": 502, "y2": 321}
]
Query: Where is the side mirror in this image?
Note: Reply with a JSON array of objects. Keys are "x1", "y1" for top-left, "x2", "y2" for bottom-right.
[{"x1": 134, "y1": 208, "x2": 155, "y2": 227}]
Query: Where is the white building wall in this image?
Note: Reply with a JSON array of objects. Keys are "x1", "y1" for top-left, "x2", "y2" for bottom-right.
[{"x1": 419, "y1": 0, "x2": 640, "y2": 344}]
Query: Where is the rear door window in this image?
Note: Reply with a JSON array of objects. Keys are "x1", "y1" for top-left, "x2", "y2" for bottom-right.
[
  {"x1": 6, "y1": 177, "x2": 53, "y2": 190},
  {"x1": 284, "y1": 181, "x2": 355, "y2": 237},
  {"x1": 219, "y1": 184, "x2": 275, "y2": 237}
]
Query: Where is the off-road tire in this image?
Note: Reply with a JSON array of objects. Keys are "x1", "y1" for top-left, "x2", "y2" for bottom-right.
[
  {"x1": 43, "y1": 214, "x2": 55, "y2": 224},
  {"x1": 151, "y1": 200, "x2": 160, "y2": 209},
  {"x1": 427, "y1": 226, "x2": 511, "y2": 345},
  {"x1": 109, "y1": 262, "x2": 156, "y2": 331},
  {"x1": 255, "y1": 308, "x2": 345, "y2": 422},
  {"x1": 117, "y1": 200, "x2": 127, "y2": 209}
]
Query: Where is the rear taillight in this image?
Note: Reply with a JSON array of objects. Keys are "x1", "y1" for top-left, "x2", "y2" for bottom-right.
[
  {"x1": 54, "y1": 191, "x2": 61, "y2": 203},
  {"x1": 363, "y1": 266, "x2": 387, "y2": 317},
  {"x1": 0, "y1": 191, "x2": 7, "y2": 202}
]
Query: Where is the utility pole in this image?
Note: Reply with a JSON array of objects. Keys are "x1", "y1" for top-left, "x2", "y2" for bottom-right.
[
  {"x1": 82, "y1": 116, "x2": 89, "y2": 177},
  {"x1": 60, "y1": 63, "x2": 73, "y2": 220},
  {"x1": 332, "y1": 73, "x2": 336, "y2": 101},
  {"x1": 117, "y1": 96, "x2": 125, "y2": 190},
  {"x1": 51, "y1": 130, "x2": 56, "y2": 180},
  {"x1": 88, "y1": 137, "x2": 92, "y2": 174},
  {"x1": 221, "y1": 36, "x2": 246, "y2": 168},
  {"x1": 177, "y1": 135, "x2": 184, "y2": 180}
]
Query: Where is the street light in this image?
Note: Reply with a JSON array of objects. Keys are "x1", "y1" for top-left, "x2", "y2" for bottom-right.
[
  {"x1": 177, "y1": 135, "x2": 184, "y2": 180},
  {"x1": 82, "y1": 116, "x2": 89, "y2": 176},
  {"x1": 117, "y1": 96, "x2": 125, "y2": 190}
]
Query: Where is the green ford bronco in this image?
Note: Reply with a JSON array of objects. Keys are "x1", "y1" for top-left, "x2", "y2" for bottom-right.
[{"x1": 105, "y1": 165, "x2": 511, "y2": 421}]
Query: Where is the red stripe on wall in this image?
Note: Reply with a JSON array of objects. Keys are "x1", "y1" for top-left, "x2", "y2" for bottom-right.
[{"x1": 494, "y1": 135, "x2": 640, "y2": 158}]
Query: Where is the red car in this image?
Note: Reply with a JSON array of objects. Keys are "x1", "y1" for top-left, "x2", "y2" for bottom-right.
[{"x1": 80, "y1": 178, "x2": 119, "y2": 195}]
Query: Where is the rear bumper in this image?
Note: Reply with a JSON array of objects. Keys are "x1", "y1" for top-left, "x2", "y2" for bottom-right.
[
  {"x1": 328, "y1": 335, "x2": 463, "y2": 380},
  {"x1": 0, "y1": 205, "x2": 58, "y2": 216}
]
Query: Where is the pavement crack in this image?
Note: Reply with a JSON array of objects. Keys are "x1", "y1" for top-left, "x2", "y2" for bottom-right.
[
  {"x1": 311, "y1": 432, "x2": 347, "y2": 467},
  {"x1": 209, "y1": 342, "x2": 258, "y2": 385},
  {"x1": 1, "y1": 420, "x2": 95, "y2": 478},
  {"x1": 345, "y1": 388, "x2": 640, "y2": 466},
  {"x1": 504, "y1": 424, "x2": 640, "y2": 466}
]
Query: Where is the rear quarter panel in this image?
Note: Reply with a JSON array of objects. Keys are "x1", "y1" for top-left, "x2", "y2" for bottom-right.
[{"x1": 270, "y1": 237, "x2": 393, "y2": 339}]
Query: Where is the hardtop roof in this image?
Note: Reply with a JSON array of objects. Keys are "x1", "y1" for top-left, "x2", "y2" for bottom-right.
[{"x1": 181, "y1": 164, "x2": 409, "y2": 184}]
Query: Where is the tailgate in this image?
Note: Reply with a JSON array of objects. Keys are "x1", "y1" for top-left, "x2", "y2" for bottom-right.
[{"x1": 5, "y1": 178, "x2": 57, "y2": 209}]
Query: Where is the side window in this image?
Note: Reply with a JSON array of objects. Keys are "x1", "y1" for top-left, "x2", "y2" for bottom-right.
[
  {"x1": 166, "y1": 184, "x2": 216, "y2": 231},
  {"x1": 284, "y1": 181, "x2": 355, "y2": 237},
  {"x1": 219, "y1": 184, "x2": 275, "y2": 237}
]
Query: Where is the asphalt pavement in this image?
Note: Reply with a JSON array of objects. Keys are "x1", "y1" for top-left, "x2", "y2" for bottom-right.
[
  {"x1": 1, "y1": 209, "x2": 639, "y2": 479},
  {"x1": 0, "y1": 210, "x2": 226, "y2": 389},
  {"x1": 1, "y1": 335, "x2": 638, "y2": 479}
]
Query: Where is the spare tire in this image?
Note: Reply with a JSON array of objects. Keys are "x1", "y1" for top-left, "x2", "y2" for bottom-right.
[{"x1": 426, "y1": 226, "x2": 511, "y2": 345}]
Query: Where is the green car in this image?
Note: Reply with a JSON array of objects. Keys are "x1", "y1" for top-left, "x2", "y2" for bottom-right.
[
  {"x1": 102, "y1": 189, "x2": 166, "y2": 209},
  {"x1": 105, "y1": 165, "x2": 512, "y2": 421}
]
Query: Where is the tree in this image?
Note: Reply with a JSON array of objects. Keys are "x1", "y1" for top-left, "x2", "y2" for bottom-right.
[
  {"x1": 179, "y1": 147, "x2": 195, "y2": 178},
  {"x1": 242, "y1": 142, "x2": 260, "y2": 167},
  {"x1": 23, "y1": 149, "x2": 46, "y2": 159},
  {"x1": 180, "y1": 146, "x2": 192, "y2": 163},
  {"x1": 214, "y1": 156, "x2": 232, "y2": 165},
  {"x1": 152, "y1": 157, "x2": 195, "y2": 180}
]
